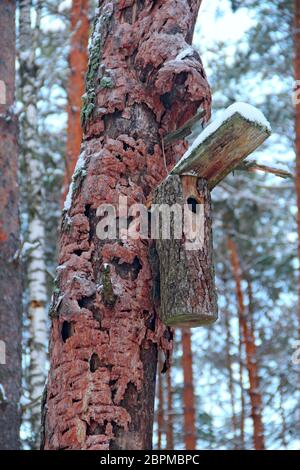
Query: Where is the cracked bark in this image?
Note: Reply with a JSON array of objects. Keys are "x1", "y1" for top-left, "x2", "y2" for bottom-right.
[
  {"x1": 43, "y1": 0, "x2": 210, "y2": 450},
  {"x1": 0, "y1": 0, "x2": 22, "y2": 450}
]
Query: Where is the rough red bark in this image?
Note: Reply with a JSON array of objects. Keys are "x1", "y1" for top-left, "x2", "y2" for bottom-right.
[
  {"x1": 227, "y1": 238, "x2": 264, "y2": 451},
  {"x1": 182, "y1": 328, "x2": 197, "y2": 450},
  {"x1": 294, "y1": 0, "x2": 300, "y2": 363},
  {"x1": 62, "y1": 0, "x2": 89, "y2": 203},
  {"x1": 0, "y1": 0, "x2": 22, "y2": 450},
  {"x1": 43, "y1": 0, "x2": 210, "y2": 450}
]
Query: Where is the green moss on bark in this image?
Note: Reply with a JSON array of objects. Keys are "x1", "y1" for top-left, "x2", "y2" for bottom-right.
[
  {"x1": 101, "y1": 264, "x2": 117, "y2": 307},
  {"x1": 81, "y1": 5, "x2": 114, "y2": 128}
]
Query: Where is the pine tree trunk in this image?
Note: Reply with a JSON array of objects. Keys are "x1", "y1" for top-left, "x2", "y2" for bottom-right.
[
  {"x1": 279, "y1": 377, "x2": 288, "y2": 449},
  {"x1": 224, "y1": 303, "x2": 238, "y2": 446},
  {"x1": 157, "y1": 353, "x2": 164, "y2": 450},
  {"x1": 247, "y1": 279, "x2": 255, "y2": 339},
  {"x1": 166, "y1": 368, "x2": 174, "y2": 450},
  {"x1": 62, "y1": 0, "x2": 89, "y2": 203},
  {"x1": 294, "y1": 0, "x2": 300, "y2": 382},
  {"x1": 227, "y1": 238, "x2": 265, "y2": 450},
  {"x1": 238, "y1": 321, "x2": 246, "y2": 449},
  {"x1": 42, "y1": 0, "x2": 210, "y2": 450},
  {"x1": 182, "y1": 329, "x2": 197, "y2": 450},
  {"x1": 19, "y1": 0, "x2": 48, "y2": 445},
  {"x1": 294, "y1": 0, "x2": 300, "y2": 436},
  {"x1": 0, "y1": 0, "x2": 22, "y2": 450}
]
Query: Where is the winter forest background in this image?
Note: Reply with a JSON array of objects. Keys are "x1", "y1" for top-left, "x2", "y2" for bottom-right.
[{"x1": 0, "y1": 0, "x2": 299, "y2": 450}]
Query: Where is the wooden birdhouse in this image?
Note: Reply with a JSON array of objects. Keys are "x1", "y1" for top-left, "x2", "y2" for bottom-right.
[
  {"x1": 153, "y1": 174, "x2": 217, "y2": 327},
  {"x1": 153, "y1": 102, "x2": 272, "y2": 328}
]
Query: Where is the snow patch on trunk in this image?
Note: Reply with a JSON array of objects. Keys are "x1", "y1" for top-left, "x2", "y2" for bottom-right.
[
  {"x1": 0, "y1": 384, "x2": 7, "y2": 402},
  {"x1": 175, "y1": 46, "x2": 195, "y2": 61},
  {"x1": 64, "y1": 151, "x2": 86, "y2": 211}
]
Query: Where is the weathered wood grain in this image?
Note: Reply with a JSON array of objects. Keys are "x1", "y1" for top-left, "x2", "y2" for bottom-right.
[
  {"x1": 153, "y1": 175, "x2": 218, "y2": 327},
  {"x1": 171, "y1": 112, "x2": 271, "y2": 189}
]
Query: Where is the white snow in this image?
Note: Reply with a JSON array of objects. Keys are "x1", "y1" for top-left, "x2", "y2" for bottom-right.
[
  {"x1": 42, "y1": 17, "x2": 65, "y2": 32},
  {"x1": 165, "y1": 46, "x2": 195, "y2": 67},
  {"x1": 175, "y1": 46, "x2": 195, "y2": 61},
  {"x1": 58, "y1": 0, "x2": 72, "y2": 13},
  {"x1": 21, "y1": 241, "x2": 39, "y2": 256},
  {"x1": 0, "y1": 384, "x2": 7, "y2": 402},
  {"x1": 0, "y1": 80, "x2": 6, "y2": 105},
  {"x1": 0, "y1": 340, "x2": 6, "y2": 365},
  {"x1": 172, "y1": 102, "x2": 271, "y2": 172},
  {"x1": 63, "y1": 151, "x2": 86, "y2": 211},
  {"x1": 19, "y1": 50, "x2": 31, "y2": 62},
  {"x1": 64, "y1": 183, "x2": 73, "y2": 212},
  {"x1": 56, "y1": 264, "x2": 66, "y2": 271},
  {"x1": 231, "y1": 102, "x2": 271, "y2": 131}
]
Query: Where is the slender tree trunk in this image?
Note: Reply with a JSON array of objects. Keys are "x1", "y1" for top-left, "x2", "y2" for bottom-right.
[
  {"x1": 238, "y1": 321, "x2": 246, "y2": 449},
  {"x1": 19, "y1": 0, "x2": 48, "y2": 445},
  {"x1": 166, "y1": 368, "x2": 174, "y2": 450},
  {"x1": 279, "y1": 377, "x2": 288, "y2": 449},
  {"x1": 182, "y1": 329, "x2": 197, "y2": 450},
  {"x1": 0, "y1": 0, "x2": 22, "y2": 450},
  {"x1": 295, "y1": 0, "x2": 300, "y2": 341},
  {"x1": 157, "y1": 353, "x2": 164, "y2": 450},
  {"x1": 247, "y1": 279, "x2": 255, "y2": 339},
  {"x1": 224, "y1": 305, "x2": 238, "y2": 446},
  {"x1": 294, "y1": 0, "x2": 300, "y2": 436},
  {"x1": 227, "y1": 238, "x2": 265, "y2": 450},
  {"x1": 62, "y1": 0, "x2": 89, "y2": 203},
  {"x1": 42, "y1": 0, "x2": 210, "y2": 450},
  {"x1": 294, "y1": 1, "x2": 300, "y2": 413}
]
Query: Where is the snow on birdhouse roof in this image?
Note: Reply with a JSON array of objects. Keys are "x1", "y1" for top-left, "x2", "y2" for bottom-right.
[{"x1": 173, "y1": 102, "x2": 271, "y2": 173}]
